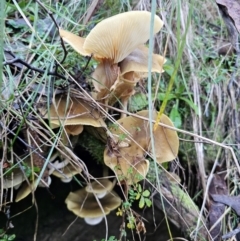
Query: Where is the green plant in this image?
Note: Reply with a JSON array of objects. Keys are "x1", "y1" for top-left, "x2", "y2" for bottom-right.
[
  {"x1": 128, "y1": 183, "x2": 152, "y2": 209},
  {"x1": 94, "y1": 236, "x2": 118, "y2": 241},
  {"x1": 0, "y1": 230, "x2": 16, "y2": 241}
]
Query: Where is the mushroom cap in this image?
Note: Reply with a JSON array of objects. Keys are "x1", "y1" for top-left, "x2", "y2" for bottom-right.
[
  {"x1": 114, "y1": 110, "x2": 179, "y2": 162},
  {"x1": 46, "y1": 96, "x2": 106, "y2": 135},
  {"x1": 84, "y1": 11, "x2": 163, "y2": 63},
  {"x1": 2, "y1": 170, "x2": 25, "y2": 189},
  {"x1": 15, "y1": 180, "x2": 37, "y2": 202},
  {"x1": 85, "y1": 179, "x2": 114, "y2": 194},
  {"x1": 52, "y1": 164, "x2": 82, "y2": 180},
  {"x1": 65, "y1": 125, "x2": 84, "y2": 136},
  {"x1": 137, "y1": 110, "x2": 179, "y2": 163},
  {"x1": 119, "y1": 45, "x2": 166, "y2": 76},
  {"x1": 65, "y1": 189, "x2": 121, "y2": 218},
  {"x1": 104, "y1": 148, "x2": 149, "y2": 185},
  {"x1": 59, "y1": 29, "x2": 90, "y2": 56},
  {"x1": 104, "y1": 110, "x2": 179, "y2": 183}
]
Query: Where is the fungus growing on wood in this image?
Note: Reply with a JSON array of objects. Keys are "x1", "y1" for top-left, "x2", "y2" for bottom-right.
[
  {"x1": 65, "y1": 188, "x2": 121, "y2": 225},
  {"x1": 59, "y1": 11, "x2": 165, "y2": 109},
  {"x1": 45, "y1": 95, "x2": 106, "y2": 135},
  {"x1": 85, "y1": 179, "x2": 114, "y2": 199},
  {"x1": 104, "y1": 110, "x2": 179, "y2": 184}
]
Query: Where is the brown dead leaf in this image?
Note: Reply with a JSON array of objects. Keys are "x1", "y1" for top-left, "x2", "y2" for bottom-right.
[
  {"x1": 208, "y1": 174, "x2": 228, "y2": 241},
  {"x1": 216, "y1": 0, "x2": 240, "y2": 33},
  {"x1": 211, "y1": 194, "x2": 240, "y2": 216}
]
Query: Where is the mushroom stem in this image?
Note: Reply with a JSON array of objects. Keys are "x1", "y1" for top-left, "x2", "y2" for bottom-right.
[
  {"x1": 60, "y1": 177, "x2": 73, "y2": 183},
  {"x1": 96, "y1": 191, "x2": 107, "y2": 199},
  {"x1": 48, "y1": 159, "x2": 70, "y2": 175},
  {"x1": 84, "y1": 217, "x2": 103, "y2": 225}
]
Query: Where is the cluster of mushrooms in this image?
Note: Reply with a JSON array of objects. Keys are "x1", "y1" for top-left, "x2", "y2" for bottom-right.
[
  {"x1": 2, "y1": 11, "x2": 179, "y2": 226},
  {"x1": 65, "y1": 179, "x2": 121, "y2": 225}
]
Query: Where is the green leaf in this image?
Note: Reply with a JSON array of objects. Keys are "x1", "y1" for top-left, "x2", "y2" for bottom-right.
[
  {"x1": 137, "y1": 184, "x2": 142, "y2": 193},
  {"x1": 142, "y1": 190, "x2": 150, "y2": 197},
  {"x1": 129, "y1": 93, "x2": 148, "y2": 112},
  {"x1": 8, "y1": 234, "x2": 16, "y2": 241},
  {"x1": 180, "y1": 97, "x2": 199, "y2": 114},
  {"x1": 163, "y1": 61, "x2": 175, "y2": 76},
  {"x1": 135, "y1": 193, "x2": 141, "y2": 200},
  {"x1": 170, "y1": 105, "x2": 182, "y2": 128},
  {"x1": 157, "y1": 93, "x2": 175, "y2": 101},
  {"x1": 108, "y1": 236, "x2": 117, "y2": 241},
  {"x1": 139, "y1": 196, "x2": 145, "y2": 209},
  {"x1": 145, "y1": 198, "x2": 152, "y2": 207},
  {"x1": 128, "y1": 189, "x2": 135, "y2": 195}
]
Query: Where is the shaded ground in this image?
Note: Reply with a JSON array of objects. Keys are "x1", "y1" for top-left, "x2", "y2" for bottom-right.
[{"x1": 10, "y1": 176, "x2": 180, "y2": 241}]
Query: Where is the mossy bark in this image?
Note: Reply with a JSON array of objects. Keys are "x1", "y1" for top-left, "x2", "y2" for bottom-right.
[{"x1": 150, "y1": 170, "x2": 208, "y2": 240}]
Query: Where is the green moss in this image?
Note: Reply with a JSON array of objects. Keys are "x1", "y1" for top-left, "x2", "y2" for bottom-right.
[{"x1": 78, "y1": 130, "x2": 105, "y2": 164}]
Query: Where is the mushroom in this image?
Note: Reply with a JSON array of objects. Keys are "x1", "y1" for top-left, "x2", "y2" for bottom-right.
[
  {"x1": 51, "y1": 162, "x2": 82, "y2": 183},
  {"x1": 65, "y1": 188, "x2": 121, "y2": 225},
  {"x1": 2, "y1": 170, "x2": 25, "y2": 189},
  {"x1": 59, "y1": 11, "x2": 165, "y2": 110},
  {"x1": 104, "y1": 148, "x2": 150, "y2": 185},
  {"x1": 45, "y1": 95, "x2": 106, "y2": 135},
  {"x1": 104, "y1": 110, "x2": 179, "y2": 184},
  {"x1": 15, "y1": 176, "x2": 51, "y2": 202},
  {"x1": 136, "y1": 110, "x2": 179, "y2": 163},
  {"x1": 85, "y1": 179, "x2": 114, "y2": 199}
]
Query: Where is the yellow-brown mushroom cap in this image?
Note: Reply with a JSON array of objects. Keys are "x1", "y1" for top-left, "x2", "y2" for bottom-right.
[
  {"x1": 52, "y1": 164, "x2": 82, "y2": 180},
  {"x1": 136, "y1": 110, "x2": 179, "y2": 163},
  {"x1": 45, "y1": 96, "x2": 106, "y2": 135},
  {"x1": 119, "y1": 45, "x2": 166, "y2": 76},
  {"x1": 59, "y1": 29, "x2": 89, "y2": 56},
  {"x1": 104, "y1": 110, "x2": 179, "y2": 183},
  {"x1": 15, "y1": 180, "x2": 37, "y2": 202},
  {"x1": 65, "y1": 189, "x2": 121, "y2": 218},
  {"x1": 2, "y1": 170, "x2": 25, "y2": 189},
  {"x1": 84, "y1": 11, "x2": 163, "y2": 63},
  {"x1": 85, "y1": 179, "x2": 114, "y2": 194},
  {"x1": 104, "y1": 147, "x2": 149, "y2": 185}
]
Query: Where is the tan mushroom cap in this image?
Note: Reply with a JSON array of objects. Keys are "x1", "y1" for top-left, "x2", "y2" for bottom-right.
[
  {"x1": 2, "y1": 170, "x2": 25, "y2": 189},
  {"x1": 46, "y1": 96, "x2": 106, "y2": 135},
  {"x1": 59, "y1": 29, "x2": 89, "y2": 56},
  {"x1": 15, "y1": 180, "x2": 37, "y2": 202},
  {"x1": 85, "y1": 179, "x2": 114, "y2": 194},
  {"x1": 104, "y1": 110, "x2": 179, "y2": 184},
  {"x1": 65, "y1": 189, "x2": 121, "y2": 218},
  {"x1": 52, "y1": 164, "x2": 82, "y2": 180},
  {"x1": 92, "y1": 45, "x2": 166, "y2": 107},
  {"x1": 64, "y1": 125, "x2": 84, "y2": 136},
  {"x1": 115, "y1": 110, "x2": 179, "y2": 162},
  {"x1": 104, "y1": 148, "x2": 149, "y2": 185},
  {"x1": 119, "y1": 45, "x2": 166, "y2": 76},
  {"x1": 84, "y1": 11, "x2": 163, "y2": 63},
  {"x1": 137, "y1": 110, "x2": 179, "y2": 163}
]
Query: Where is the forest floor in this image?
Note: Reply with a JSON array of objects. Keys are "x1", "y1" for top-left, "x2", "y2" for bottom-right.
[{"x1": 1, "y1": 0, "x2": 240, "y2": 241}]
